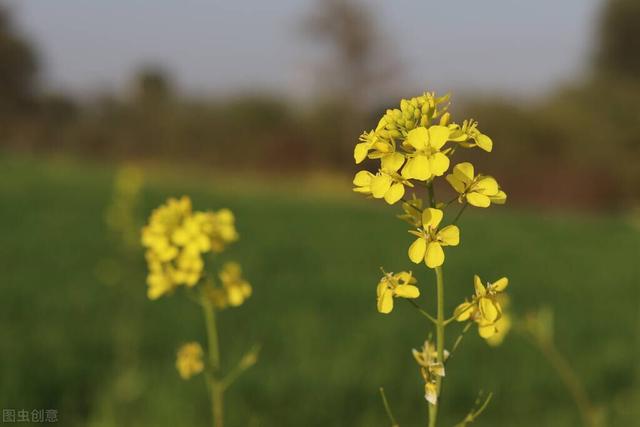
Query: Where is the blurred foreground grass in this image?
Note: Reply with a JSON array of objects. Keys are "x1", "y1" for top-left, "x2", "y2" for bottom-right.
[{"x1": 1, "y1": 154, "x2": 639, "y2": 426}]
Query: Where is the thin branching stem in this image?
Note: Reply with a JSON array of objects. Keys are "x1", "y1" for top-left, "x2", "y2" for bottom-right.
[
  {"x1": 407, "y1": 299, "x2": 437, "y2": 324},
  {"x1": 452, "y1": 202, "x2": 468, "y2": 225},
  {"x1": 527, "y1": 333, "x2": 598, "y2": 427},
  {"x1": 379, "y1": 387, "x2": 400, "y2": 427}
]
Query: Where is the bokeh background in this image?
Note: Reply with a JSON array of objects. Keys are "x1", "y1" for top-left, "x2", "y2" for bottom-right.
[{"x1": 1, "y1": 0, "x2": 639, "y2": 426}]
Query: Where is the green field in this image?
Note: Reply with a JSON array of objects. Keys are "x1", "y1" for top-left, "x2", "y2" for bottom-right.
[{"x1": 1, "y1": 155, "x2": 638, "y2": 426}]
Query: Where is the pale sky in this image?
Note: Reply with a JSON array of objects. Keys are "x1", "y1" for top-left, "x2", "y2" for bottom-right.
[{"x1": 7, "y1": 0, "x2": 604, "y2": 99}]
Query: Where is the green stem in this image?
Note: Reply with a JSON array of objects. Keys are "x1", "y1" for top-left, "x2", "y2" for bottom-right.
[
  {"x1": 428, "y1": 266, "x2": 446, "y2": 427},
  {"x1": 452, "y1": 203, "x2": 468, "y2": 225},
  {"x1": 202, "y1": 298, "x2": 223, "y2": 427},
  {"x1": 407, "y1": 299, "x2": 437, "y2": 324},
  {"x1": 427, "y1": 182, "x2": 436, "y2": 208},
  {"x1": 203, "y1": 299, "x2": 221, "y2": 371}
]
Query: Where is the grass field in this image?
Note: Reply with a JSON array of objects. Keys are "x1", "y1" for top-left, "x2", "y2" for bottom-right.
[{"x1": 1, "y1": 154, "x2": 639, "y2": 426}]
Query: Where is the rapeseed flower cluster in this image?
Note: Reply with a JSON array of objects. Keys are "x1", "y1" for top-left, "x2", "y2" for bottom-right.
[
  {"x1": 141, "y1": 196, "x2": 238, "y2": 299},
  {"x1": 351, "y1": 91, "x2": 512, "y2": 426}
]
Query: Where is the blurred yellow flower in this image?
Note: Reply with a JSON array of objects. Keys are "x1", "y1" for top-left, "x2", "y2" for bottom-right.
[
  {"x1": 446, "y1": 162, "x2": 506, "y2": 208},
  {"x1": 105, "y1": 165, "x2": 144, "y2": 248},
  {"x1": 176, "y1": 342, "x2": 204, "y2": 380},
  {"x1": 376, "y1": 271, "x2": 420, "y2": 314},
  {"x1": 219, "y1": 262, "x2": 252, "y2": 307},
  {"x1": 408, "y1": 208, "x2": 460, "y2": 268},
  {"x1": 412, "y1": 340, "x2": 447, "y2": 405},
  {"x1": 141, "y1": 196, "x2": 238, "y2": 299},
  {"x1": 401, "y1": 126, "x2": 451, "y2": 181}
]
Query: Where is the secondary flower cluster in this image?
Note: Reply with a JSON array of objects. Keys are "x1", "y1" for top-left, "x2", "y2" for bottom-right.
[
  {"x1": 207, "y1": 262, "x2": 253, "y2": 309},
  {"x1": 176, "y1": 341, "x2": 205, "y2": 379},
  {"x1": 141, "y1": 196, "x2": 238, "y2": 299}
]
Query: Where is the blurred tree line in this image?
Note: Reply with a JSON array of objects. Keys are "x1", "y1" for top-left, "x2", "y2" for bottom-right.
[{"x1": 0, "y1": 0, "x2": 638, "y2": 207}]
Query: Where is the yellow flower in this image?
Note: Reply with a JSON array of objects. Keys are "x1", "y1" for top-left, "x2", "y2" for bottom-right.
[
  {"x1": 219, "y1": 262, "x2": 252, "y2": 307},
  {"x1": 354, "y1": 118, "x2": 391, "y2": 163},
  {"x1": 353, "y1": 153, "x2": 412, "y2": 205},
  {"x1": 448, "y1": 119, "x2": 493, "y2": 152},
  {"x1": 454, "y1": 275, "x2": 509, "y2": 339},
  {"x1": 141, "y1": 197, "x2": 239, "y2": 299},
  {"x1": 401, "y1": 126, "x2": 451, "y2": 181},
  {"x1": 412, "y1": 340, "x2": 448, "y2": 405},
  {"x1": 376, "y1": 271, "x2": 420, "y2": 314},
  {"x1": 446, "y1": 162, "x2": 506, "y2": 208},
  {"x1": 176, "y1": 342, "x2": 204, "y2": 379},
  {"x1": 407, "y1": 208, "x2": 460, "y2": 268}
]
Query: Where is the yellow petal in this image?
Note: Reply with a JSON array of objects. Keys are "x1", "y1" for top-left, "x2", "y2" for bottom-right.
[
  {"x1": 425, "y1": 241, "x2": 445, "y2": 268},
  {"x1": 376, "y1": 280, "x2": 387, "y2": 299},
  {"x1": 475, "y1": 177, "x2": 499, "y2": 195},
  {"x1": 395, "y1": 271, "x2": 415, "y2": 285},
  {"x1": 406, "y1": 127, "x2": 428, "y2": 150},
  {"x1": 466, "y1": 192, "x2": 491, "y2": 208},
  {"x1": 427, "y1": 125, "x2": 450, "y2": 150},
  {"x1": 370, "y1": 174, "x2": 392, "y2": 198},
  {"x1": 476, "y1": 133, "x2": 493, "y2": 152},
  {"x1": 381, "y1": 152, "x2": 405, "y2": 172},
  {"x1": 377, "y1": 288, "x2": 394, "y2": 314},
  {"x1": 429, "y1": 152, "x2": 450, "y2": 176},
  {"x1": 446, "y1": 174, "x2": 466, "y2": 194},
  {"x1": 394, "y1": 284, "x2": 420, "y2": 299},
  {"x1": 354, "y1": 142, "x2": 370, "y2": 163},
  {"x1": 453, "y1": 162, "x2": 474, "y2": 184},
  {"x1": 478, "y1": 322, "x2": 496, "y2": 338},
  {"x1": 474, "y1": 275, "x2": 486, "y2": 297},
  {"x1": 437, "y1": 225, "x2": 460, "y2": 246},
  {"x1": 422, "y1": 208, "x2": 443, "y2": 229},
  {"x1": 479, "y1": 297, "x2": 500, "y2": 323},
  {"x1": 408, "y1": 238, "x2": 427, "y2": 264},
  {"x1": 490, "y1": 277, "x2": 509, "y2": 292},
  {"x1": 353, "y1": 185, "x2": 371, "y2": 194},
  {"x1": 454, "y1": 302, "x2": 474, "y2": 321},
  {"x1": 402, "y1": 155, "x2": 431, "y2": 181},
  {"x1": 384, "y1": 182, "x2": 405, "y2": 205},
  {"x1": 490, "y1": 190, "x2": 507, "y2": 204},
  {"x1": 353, "y1": 170, "x2": 373, "y2": 186}
]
